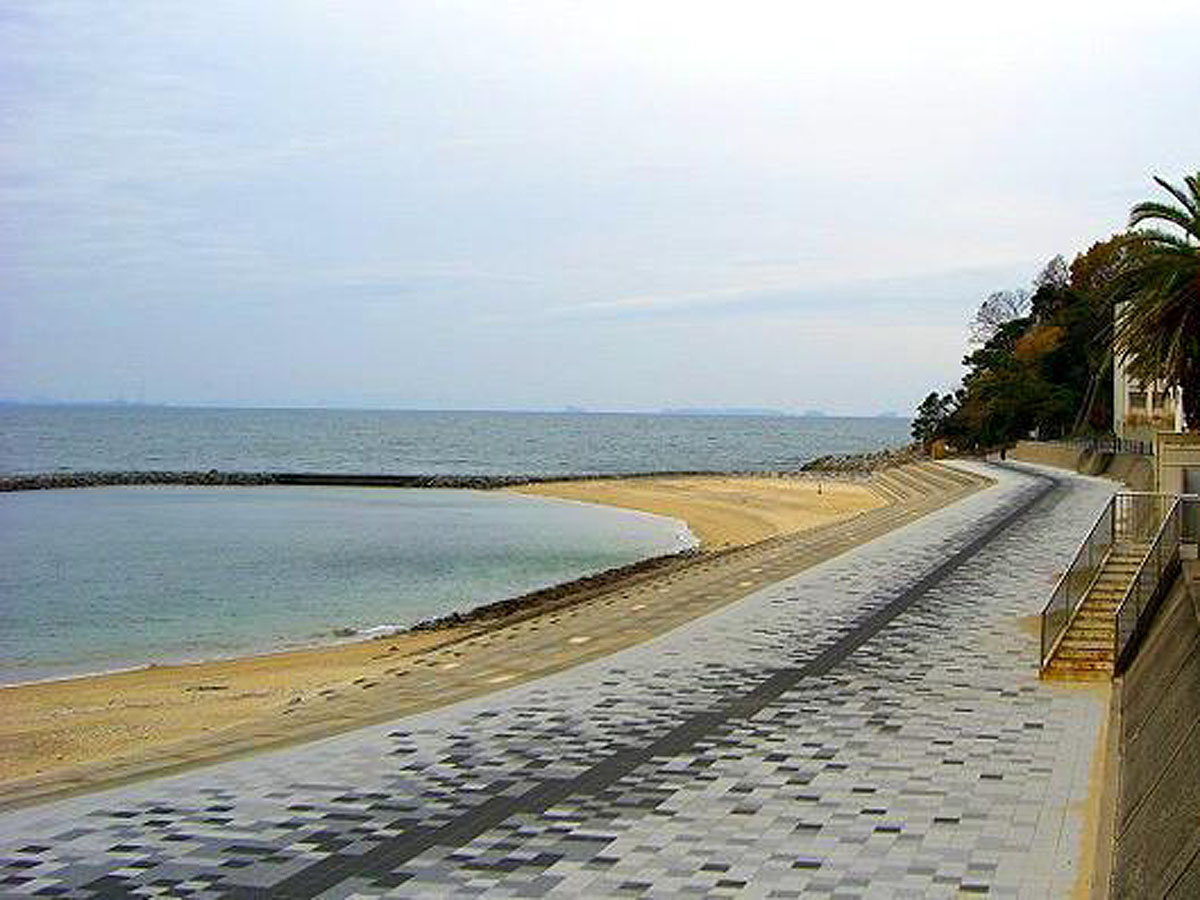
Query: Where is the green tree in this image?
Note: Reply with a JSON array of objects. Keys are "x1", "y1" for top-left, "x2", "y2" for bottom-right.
[
  {"x1": 1111, "y1": 172, "x2": 1200, "y2": 430},
  {"x1": 1066, "y1": 234, "x2": 1134, "y2": 434},
  {"x1": 911, "y1": 391, "x2": 955, "y2": 447}
]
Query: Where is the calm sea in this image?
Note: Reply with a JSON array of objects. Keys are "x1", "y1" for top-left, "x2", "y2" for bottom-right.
[
  {"x1": 0, "y1": 486, "x2": 693, "y2": 684},
  {"x1": 0, "y1": 406, "x2": 910, "y2": 476},
  {"x1": 0, "y1": 406, "x2": 909, "y2": 683}
]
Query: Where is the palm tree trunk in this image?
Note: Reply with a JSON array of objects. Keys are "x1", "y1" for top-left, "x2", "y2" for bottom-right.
[{"x1": 1072, "y1": 353, "x2": 1111, "y2": 437}]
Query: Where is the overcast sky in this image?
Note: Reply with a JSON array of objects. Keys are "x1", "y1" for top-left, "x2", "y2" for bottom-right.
[{"x1": 2, "y1": 1, "x2": 1198, "y2": 414}]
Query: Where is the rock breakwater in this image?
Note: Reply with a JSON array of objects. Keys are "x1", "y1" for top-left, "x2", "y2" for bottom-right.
[
  {"x1": 800, "y1": 443, "x2": 925, "y2": 474},
  {"x1": 1, "y1": 464, "x2": 901, "y2": 493}
]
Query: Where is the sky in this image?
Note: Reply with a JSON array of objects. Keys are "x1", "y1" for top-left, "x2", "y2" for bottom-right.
[{"x1": 2, "y1": 1, "x2": 1199, "y2": 414}]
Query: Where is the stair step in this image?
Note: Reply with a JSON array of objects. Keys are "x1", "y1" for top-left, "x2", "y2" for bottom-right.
[
  {"x1": 918, "y1": 462, "x2": 976, "y2": 487},
  {"x1": 885, "y1": 468, "x2": 933, "y2": 497},
  {"x1": 1055, "y1": 649, "x2": 1115, "y2": 660},
  {"x1": 907, "y1": 464, "x2": 961, "y2": 491},
  {"x1": 868, "y1": 483, "x2": 905, "y2": 505},
  {"x1": 1070, "y1": 619, "x2": 1115, "y2": 631},
  {"x1": 1069, "y1": 624, "x2": 1115, "y2": 636},
  {"x1": 1044, "y1": 656, "x2": 1114, "y2": 671},
  {"x1": 1041, "y1": 666, "x2": 1112, "y2": 682},
  {"x1": 1054, "y1": 660, "x2": 1115, "y2": 670},
  {"x1": 1074, "y1": 621, "x2": 1116, "y2": 631},
  {"x1": 1044, "y1": 658, "x2": 1115, "y2": 671},
  {"x1": 1056, "y1": 649, "x2": 1115, "y2": 662},
  {"x1": 872, "y1": 474, "x2": 915, "y2": 500}
]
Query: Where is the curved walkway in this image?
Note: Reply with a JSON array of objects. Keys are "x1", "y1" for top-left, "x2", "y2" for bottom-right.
[{"x1": 0, "y1": 463, "x2": 1115, "y2": 898}]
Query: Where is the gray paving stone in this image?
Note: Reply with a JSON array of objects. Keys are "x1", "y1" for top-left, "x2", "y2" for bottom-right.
[{"x1": 0, "y1": 462, "x2": 1112, "y2": 898}]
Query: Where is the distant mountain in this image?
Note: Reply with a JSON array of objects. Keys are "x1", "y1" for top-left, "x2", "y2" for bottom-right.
[
  {"x1": 801, "y1": 410, "x2": 828, "y2": 418},
  {"x1": 658, "y1": 407, "x2": 791, "y2": 417}
]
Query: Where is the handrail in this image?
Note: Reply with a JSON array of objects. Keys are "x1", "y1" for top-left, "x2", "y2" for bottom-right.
[
  {"x1": 1045, "y1": 435, "x2": 1154, "y2": 457},
  {"x1": 1113, "y1": 492, "x2": 1177, "y2": 545},
  {"x1": 1040, "y1": 495, "x2": 1115, "y2": 668},
  {"x1": 1113, "y1": 496, "x2": 1183, "y2": 673},
  {"x1": 1039, "y1": 491, "x2": 1182, "y2": 672}
]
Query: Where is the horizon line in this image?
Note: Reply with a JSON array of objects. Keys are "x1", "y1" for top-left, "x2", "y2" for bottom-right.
[{"x1": 0, "y1": 400, "x2": 910, "y2": 420}]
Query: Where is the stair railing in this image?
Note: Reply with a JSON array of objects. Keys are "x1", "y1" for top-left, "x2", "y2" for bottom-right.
[
  {"x1": 1113, "y1": 492, "x2": 1176, "y2": 544},
  {"x1": 1040, "y1": 496, "x2": 1115, "y2": 670},
  {"x1": 1114, "y1": 494, "x2": 1199, "y2": 673}
]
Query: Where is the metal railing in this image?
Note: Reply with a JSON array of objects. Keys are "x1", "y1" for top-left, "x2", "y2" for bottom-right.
[
  {"x1": 1041, "y1": 496, "x2": 1115, "y2": 668},
  {"x1": 1046, "y1": 435, "x2": 1154, "y2": 456},
  {"x1": 1114, "y1": 493, "x2": 1200, "y2": 673},
  {"x1": 1040, "y1": 492, "x2": 1178, "y2": 670},
  {"x1": 1114, "y1": 492, "x2": 1177, "y2": 543},
  {"x1": 1114, "y1": 497, "x2": 1182, "y2": 672}
]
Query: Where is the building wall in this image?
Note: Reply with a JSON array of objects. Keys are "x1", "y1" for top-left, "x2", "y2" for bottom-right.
[
  {"x1": 1155, "y1": 433, "x2": 1200, "y2": 496},
  {"x1": 1112, "y1": 306, "x2": 1185, "y2": 439}
]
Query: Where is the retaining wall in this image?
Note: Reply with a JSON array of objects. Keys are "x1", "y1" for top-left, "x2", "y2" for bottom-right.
[
  {"x1": 1008, "y1": 441, "x2": 1154, "y2": 490},
  {"x1": 1109, "y1": 561, "x2": 1200, "y2": 897}
]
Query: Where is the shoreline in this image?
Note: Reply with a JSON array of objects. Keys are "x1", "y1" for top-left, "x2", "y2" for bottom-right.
[
  {"x1": 0, "y1": 473, "x2": 885, "y2": 795},
  {"x1": 0, "y1": 548, "x2": 702, "y2": 691}
]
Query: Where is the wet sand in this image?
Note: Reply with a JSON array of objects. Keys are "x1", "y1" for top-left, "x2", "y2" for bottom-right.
[{"x1": 0, "y1": 475, "x2": 887, "y2": 804}]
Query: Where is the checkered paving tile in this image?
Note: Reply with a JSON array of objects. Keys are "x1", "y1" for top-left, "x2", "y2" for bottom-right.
[{"x1": 0, "y1": 462, "x2": 1112, "y2": 898}]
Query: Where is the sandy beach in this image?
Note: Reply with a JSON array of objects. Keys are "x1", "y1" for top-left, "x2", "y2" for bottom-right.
[
  {"x1": 0, "y1": 475, "x2": 886, "y2": 803},
  {"x1": 514, "y1": 474, "x2": 883, "y2": 548}
]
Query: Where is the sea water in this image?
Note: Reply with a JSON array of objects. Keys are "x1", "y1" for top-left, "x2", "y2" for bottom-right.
[
  {"x1": 0, "y1": 406, "x2": 910, "y2": 476},
  {"x1": 0, "y1": 407, "x2": 910, "y2": 683},
  {"x1": 0, "y1": 486, "x2": 693, "y2": 684}
]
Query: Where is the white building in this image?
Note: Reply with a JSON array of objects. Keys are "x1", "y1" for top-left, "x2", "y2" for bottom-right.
[
  {"x1": 1112, "y1": 311, "x2": 1198, "y2": 495},
  {"x1": 1111, "y1": 310, "x2": 1185, "y2": 444}
]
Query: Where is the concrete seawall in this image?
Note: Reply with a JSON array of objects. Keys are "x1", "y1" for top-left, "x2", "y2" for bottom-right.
[{"x1": 1110, "y1": 561, "x2": 1200, "y2": 897}]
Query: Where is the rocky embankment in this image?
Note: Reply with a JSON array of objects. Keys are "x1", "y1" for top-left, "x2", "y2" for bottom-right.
[
  {"x1": 0, "y1": 471, "x2": 541, "y2": 492},
  {"x1": 800, "y1": 443, "x2": 926, "y2": 474},
  {"x1": 1, "y1": 452, "x2": 923, "y2": 492},
  {"x1": 407, "y1": 548, "x2": 703, "y2": 634}
]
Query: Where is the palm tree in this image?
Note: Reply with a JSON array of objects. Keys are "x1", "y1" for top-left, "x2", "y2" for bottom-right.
[{"x1": 1112, "y1": 171, "x2": 1200, "y2": 430}]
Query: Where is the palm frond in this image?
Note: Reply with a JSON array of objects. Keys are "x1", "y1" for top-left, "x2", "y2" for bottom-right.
[
  {"x1": 1126, "y1": 226, "x2": 1196, "y2": 252},
  {"x1": 1129, "y1": 201, "x2": 1200, "y2": 241},
  {"x1": 1152, "y1": 174, "x2": 1200, "y2": 219}
]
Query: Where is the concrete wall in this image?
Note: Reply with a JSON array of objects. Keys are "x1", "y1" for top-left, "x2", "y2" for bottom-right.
[
  {"x1": 1156, "y1": 432, "x2": 1200, "y2": 496},
  {"x1": 1103, "y1": 454, "x2": 1156, "y2": 492},
  {"x1": 1009, "y1": 441, "x2": 1085, "y2": 471},
  {"x1": 1008, "y1": 441, "x2": 1155, "y2": 490},
  {"x1": 1109, "y1": 561, "x2": 1200, "y2": 898}
]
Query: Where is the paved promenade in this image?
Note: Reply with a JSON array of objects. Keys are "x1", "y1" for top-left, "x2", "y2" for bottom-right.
[{"x1": 0, "y1": 463, "x2": 1114, "y2": 898}]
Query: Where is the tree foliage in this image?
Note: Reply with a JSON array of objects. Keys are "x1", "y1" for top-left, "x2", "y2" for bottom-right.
[
  {"x1": 968, "y1": 289, "x2": 1030, "y2": 346},
  {"x1": 916, "y1": 252, "x2": 1118, "y2": 450},
  {"x1": 1110, "y1": 172, "x2": 1200, "y2": 429},
  {"x1": 911, "y1": 391, "x2": 955, "y2": 446},
  {"x1": 914, "y1": 169, "x2": 1199, "y2": 449}
]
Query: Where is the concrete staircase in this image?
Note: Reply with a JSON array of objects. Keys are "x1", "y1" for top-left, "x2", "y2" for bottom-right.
[
  {"x1": 1041, "y1": 541, "x2": 1150, "y2": 680},
  {"x1": 868, "y1": 462, "x2": 981, "y2": 505}
]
